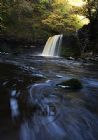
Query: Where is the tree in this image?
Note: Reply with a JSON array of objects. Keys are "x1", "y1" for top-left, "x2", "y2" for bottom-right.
[
  {"x1": 42, "y1": 0, "x2": 82, "y2": 35},
  {"x1": 0, "y1": 0, "x2": 90, "y2": 43},
  {"x1": 82, "y1": 0, "x2": 98, "y2": 22}
]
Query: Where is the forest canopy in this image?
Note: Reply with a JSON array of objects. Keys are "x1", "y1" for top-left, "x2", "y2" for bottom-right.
[{"x1": 0, "y1": 0, "x2": 97, "y2": 43}]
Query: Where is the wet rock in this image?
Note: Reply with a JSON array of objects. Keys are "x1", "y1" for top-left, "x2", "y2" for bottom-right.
[
  {"x1": 32, "y1": 73, "x2": 46, "y2": 80},
  {"x1": 67, "y1": 56, "x2": 75, "y2": 60},
  {"x1": 57, "y1": 78, "x2": 83, "y2": 89}
]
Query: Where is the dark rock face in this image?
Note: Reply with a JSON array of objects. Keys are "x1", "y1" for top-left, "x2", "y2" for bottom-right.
[
  {"x1": 0, "y1": 35, "x2": 44, "y2": 54},
  {"x1": 57, "y1": 78, "x2": 83, "y2": 89},
  {"x1": 78, "y1": 19, "x2": 98, "y2": 55},
  {"x1": 78, "y1": 24, "x2": 90, "y2": 46},
  {"x1": 90, "y1": 19, "x2": 98, "y2": 54},
  {"x1": 61, "y1": 35, "x2": 80, "y2": 57}
]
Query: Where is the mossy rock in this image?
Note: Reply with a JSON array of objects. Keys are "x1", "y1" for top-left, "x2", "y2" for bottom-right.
[{"x1": 57, "y1": 78, "x2": 83, "y2": 89}]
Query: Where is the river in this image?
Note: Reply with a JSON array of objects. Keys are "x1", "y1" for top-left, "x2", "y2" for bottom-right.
[{"x1": 0, "y1": 53, "x2": 98, "y2": 140}]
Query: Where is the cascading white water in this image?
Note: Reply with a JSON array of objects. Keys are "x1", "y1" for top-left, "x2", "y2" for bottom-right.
[{"x1": 42, "y1": 35, "x2": 63, "y2": 57}]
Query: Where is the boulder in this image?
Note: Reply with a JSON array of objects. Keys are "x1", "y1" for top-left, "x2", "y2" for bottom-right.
[{"x1": 57, "y1": 78, "x2": 83, "y2": 89}]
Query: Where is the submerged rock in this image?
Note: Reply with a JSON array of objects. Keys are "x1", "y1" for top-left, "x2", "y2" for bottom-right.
[{"x1": 57, "y1": 78, "x2": 83, "y2": 89}]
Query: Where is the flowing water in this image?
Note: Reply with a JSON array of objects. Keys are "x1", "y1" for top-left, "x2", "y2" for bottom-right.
[
  {"x1": 42, "y1": 35, "x2": 63, "y2": 57},
  {"x1": 0, "y1": 53, "x2": 98, "y2": 140}
]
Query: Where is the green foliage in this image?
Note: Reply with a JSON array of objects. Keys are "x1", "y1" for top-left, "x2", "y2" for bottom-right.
[
  {"x1": 41, "y1": 0, "x2": 82, "y2": 35},
  {"x1": 0, "y1": 0, "x2": 87, "y2": 42},
  {"x1": 0, "y1": 1, "x2": 6, "y2": 31},
  {"x1": 80, "y1": 0, "x2": 98, "y2": 21}
]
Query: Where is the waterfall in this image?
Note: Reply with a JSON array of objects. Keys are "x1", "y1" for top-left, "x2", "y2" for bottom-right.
[{"x1": 42, "y1": 35, "x2": 63, "y2": 57}]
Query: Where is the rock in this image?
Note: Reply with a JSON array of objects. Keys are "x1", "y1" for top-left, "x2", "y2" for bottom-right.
[
  {"x1": 32, "y1": 73, "x2": 46, "y2": 80},
  {"x1": 57, "y1": 78, "x2": 83, "y2": 89},
  {"x1": 67, "y1": 56, "x2": 75, "y2": 60}
]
